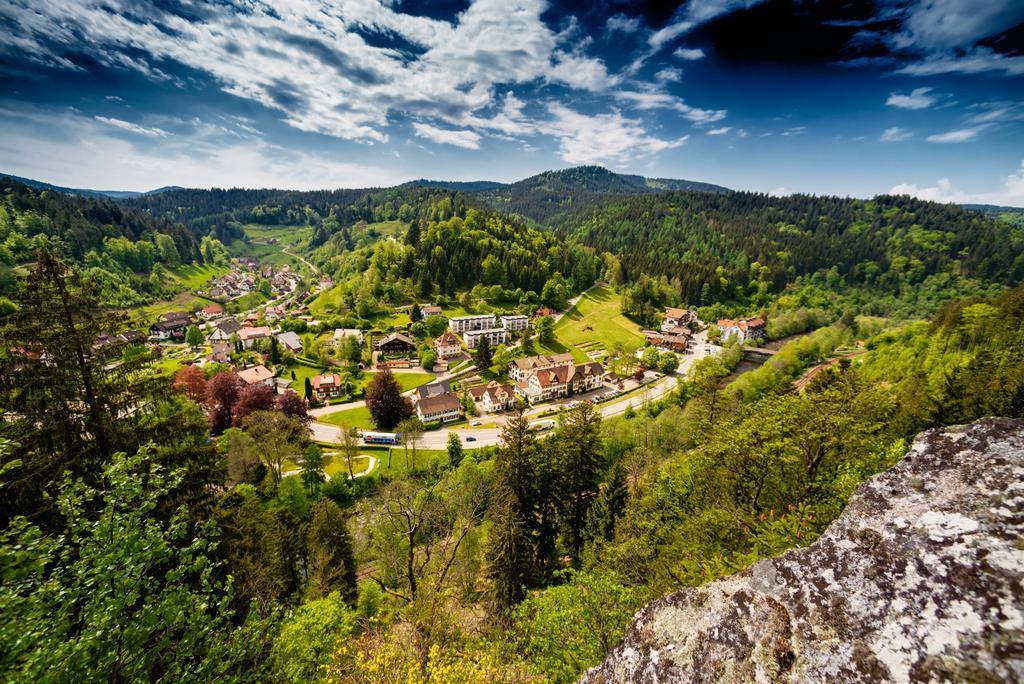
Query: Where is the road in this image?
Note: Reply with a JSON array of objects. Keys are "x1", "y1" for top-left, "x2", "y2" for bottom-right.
[
  {"x1": 309, "y1": 328, "x2": 718, "y2": 450},
  {"x1": 281, "y1": 244, "x2": 319, "y2": 276}
]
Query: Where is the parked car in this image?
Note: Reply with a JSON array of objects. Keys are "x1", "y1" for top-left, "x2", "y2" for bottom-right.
[
  {"x1": 471, "y1": 420, "x2": 482, "y2": 426},
  {"x1": 465, "y1": 436, "x2": 477, "y2": 442}
]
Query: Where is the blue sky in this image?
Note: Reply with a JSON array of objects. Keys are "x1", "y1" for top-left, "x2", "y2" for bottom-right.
[{"x1": 0, "y1": 0, "x2": 1022, "y2": 205}]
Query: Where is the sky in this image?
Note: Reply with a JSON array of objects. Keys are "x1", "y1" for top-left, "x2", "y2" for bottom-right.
[{"x1": 0, "y1": 0, "x2": 1022, "y2": 206}]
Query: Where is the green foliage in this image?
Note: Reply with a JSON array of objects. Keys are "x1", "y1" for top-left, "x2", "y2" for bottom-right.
[{"x1": 271, "y1": 592, "x2": 358, "y2": 683}]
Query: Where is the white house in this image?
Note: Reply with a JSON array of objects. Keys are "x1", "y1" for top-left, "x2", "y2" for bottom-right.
[
  {"x1": 237, "y1": 364, "x2": 275, "y2": 387},
  {"x1": 463, "y1": 327, "x2": 507, "y2": 349},
  {"x1": 415, "y1": 392, "x2": 462, "y2": 423},
  {"x1": 514, "y1": 361, "x2": 604, "y2": 404},
  {"x1": 421, "y1": 304, "x2": 443, "y2": 318},
  {"x1": 509, "y1": 352, "x2": 574, "y2": 383},
  {"x1": 717, "y1": 317, "x2": 766, "y2": 343},
  {"x1": 276, "y1": 331, "x2": 303, "y2": 353},
  {"x1": 499, "y1": 314, "x2": 530, "y2": 332},
  {"x1": 238, "y1": 326, "x2": 272, "y2": 349},
  {"x1": 470, "y1": 381, "x2": 515, "y2": 413},
  {"x1": 434, "y1": 330, "x2": 462, "y2": 358},
  {"x1": 448, "y1": 313, "x2": 496, "y2": 333},
  {"x1": 333, "y1": 328, "x2": 364, "y2": 347}
]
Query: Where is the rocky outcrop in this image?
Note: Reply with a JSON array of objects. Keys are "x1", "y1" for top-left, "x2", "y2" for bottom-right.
[{"x1": 583, "y1": 418, "x2": 1024, "y2": 683}]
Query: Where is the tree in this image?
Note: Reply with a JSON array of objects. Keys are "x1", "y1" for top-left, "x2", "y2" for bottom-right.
[
  {"x1": 0, "y1": 448, "x2": 239, "y2": 681},
  {"x1": 270, "y1": 335, "x2": 280, "y2": 364},
  {"x1": 303, "y1": 376, "x2": 313, "y2": 401},
  {"x1": 222, "y1": 427, "x2": 264, "y2": 486},
  {"x1": 271, "y1": 592, "x2": 357, "y2": 684},
  {"x1": 585, "y1": 461, "x2": 629, "y2": 546},
  {"x1": 185, "y1": 324, "x2": 204, "y2": 348},
  {"x1": 301, "y1": 444, "x2": 325, "y2": 495},
  {"x1": 475, "y1": 334, "x2": 493, "y2": 370},
  {"x1": 447, "y1": 432, "x2": 464, "y2": 469},
  {"x1": 242, "y1": 411, "x2": 309, "y2": 485},
  {"x1": 405, "y1": 219, "x2": 421, "y2": 247},
  {"x1": 410, "y1": 302, "x2": 422, "y2": 322},
  {"x1": 276, "y1": 390, "x2": 309, "y2": 421},
  {"x1": 304, "y1": 500, "x2": 358, "y2": 604},
  {"x1": 397, "y1": 417, "x2": 425, "y2": 471},
  {"x1": 554, "y1": 403, "x2": 604, "y2": 564},
  {"x1": 206, "y1": 371, "x2": 244, "y2": 433},
  {"x1": 173, "y1": 365, "x2": 208, "y2": 403},
  {"x1": 419, "y1": 348, "x2": 437, "y2": 371},
  {"x1": 365, "y1": 368, "x2": 412, "y2": 430},
  {"x1": 535, "y1": 315, "x2": 554, "y2": 344},
  {"x1": 234, "y1": 382, "x2": 276, "y2": 424},
  {"x1": 339, "y1": 425, "x2": 361, "y2": 480},
  {"x1": 658, "y1": 350, "x2": 679, "y2": 375},
  {"x1": 640, "y1": 345, "x2": 660, "y2": 370}
]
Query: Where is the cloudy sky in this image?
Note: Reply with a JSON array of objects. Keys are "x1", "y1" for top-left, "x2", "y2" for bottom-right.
[{"x1": 1, "y1": 0, "x2": 1022, "y2": 205}]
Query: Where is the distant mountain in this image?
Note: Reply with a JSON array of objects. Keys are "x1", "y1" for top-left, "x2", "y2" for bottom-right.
[
  {"x1": 474, "y1": 166, "x2": 730, "y2": 224},
  {"x1": 0, "y1": 173, "x2": 180, "y2": 200},
  {"x1": 403, "y1": 179, "x2": 506, "y2": 192},
  {"x1": 963, "y1": 203, "x2": 1024, "y2": 216}
]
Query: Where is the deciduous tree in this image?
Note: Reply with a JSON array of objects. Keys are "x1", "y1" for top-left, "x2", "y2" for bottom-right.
[{"x1": 365, "y1": 368, "x2": 412, "y2": 430}]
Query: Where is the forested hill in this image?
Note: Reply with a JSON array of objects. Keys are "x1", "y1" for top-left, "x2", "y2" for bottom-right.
[
  {"x1": 0, "y1": 177, "x2": 200, "y2": 264},
  {"x1": 554, "y1": 190, "x2": 1024, "y2": 309},
  {"x1": 474, "y1": 165, "x2": 729, "y2": 224}
]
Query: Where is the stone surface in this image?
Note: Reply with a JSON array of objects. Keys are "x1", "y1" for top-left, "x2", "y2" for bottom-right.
[{"x1": 583, "y1": 418, "x2": 1024, "y2": 683}]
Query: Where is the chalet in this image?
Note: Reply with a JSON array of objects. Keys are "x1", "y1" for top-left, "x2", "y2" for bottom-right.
[
  {"x1": 276, "y1": 331, "x2": 303, "y2": 353},
  {"x1": 535, "y1": 306, "x2": 558, "y2": 318},
  {"x1": 661, "y1": 307, "x2": 696, "y2": 332},
  {"x1": 415, "y1": 392, "x2": 462, "y2": 423},
  {"x1": 515, "y1": 361, "x2": 604, "y2": 404},
  {"x1": 717, "y1": 317, "x2": 767, "y2": 343},
  {"x1": 463, "y1": 327, "x2": 507, "y2": 349},
  {"x1": 238, "y1": 326, "x2": 272, "y2": 349},
  {"x1": 237, "y1": 256, "x2": 258, "y2": 270},
  {"x1": 198, "y1": 303, "x2": 224, "y2": 320},
  {"x1": 318, "y1": 275, "x2": 334, "y2": 290},
  {"x1": 237, "y1": 365, "x2": 274, "y2": 387},
  {"x1": 644, "y1": 330, "x2": 690, "y2": 352},
  {"x1": 333, "y1": 328, "x2": 364, "y2": 347},
  {"x1": 421, "y1": 304, "x2": 443, "y2": 318},
  {"x1": 448, "y1": 313, "x2": 496, "y2": 333},
  {"x1": 374, "y1": 331, "x2": 416, "y2": 355},
  {"x1": 208, "y1": 317, "x2": 242, "y2": 342},
  {"x1": 499, "y1": 314, "x2": 530, "y2": 332},
  {"x1": 208, "y1": 341, "x2": 231, "y2": 364},
  {"x1": 264, "y1": 305, "x2": 285, "y2": 322},
  {"x1": 310, "y1": 373, "x2": 344, "y2": 401},
  {"x1": 119, "y1": 329, "x2": 145, "y2": 344},
  {"x1": 469, "y1": 381, "x2": 516, "y2": 413},
  {"x1": 149, "y1": 311, "x2": 191, "y2": 340},
  {"x1": 509, "y1": 352, "x2": 574, "y2": 383},
  {"x1": 434, "y1": 330, "x2": 462, "y2": 359},
  {"x1": 261, "y1": 264, "x2": 274, "y2": 279}
]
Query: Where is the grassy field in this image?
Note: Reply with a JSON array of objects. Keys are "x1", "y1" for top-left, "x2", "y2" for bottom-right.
[
  {"x1": 318, "y1": 406, "x2": 375, "y2": 430},
  {"x1": 230, "y1": 224, "x2": 314, "y2": 272},
  {"x1": 170, "y1": 263, "x2": 229, "y2": 290},
  {"x1": 134, "y1": 291, "x2": 218, "y2": 323},
  {"x1": 549, "y1": 285, "x2": 644, "y2": 360}
]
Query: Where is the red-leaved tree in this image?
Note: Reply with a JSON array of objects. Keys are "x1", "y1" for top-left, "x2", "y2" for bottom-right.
[
  {"x1": 276, "y1": 389, "x2": 310, "y2": 422},
  {"x1": 173, "y1": 365, "x2": 207, "y2": 404},
  {"x1": 206, "y1": 371, "x2": 244, "y2": 433},
  {"x1": 365, "y1": 367, "x2": 412, "y2": 430},
  {"x1": 233, "y1": 382, "x2": 275, "y2": 425}
]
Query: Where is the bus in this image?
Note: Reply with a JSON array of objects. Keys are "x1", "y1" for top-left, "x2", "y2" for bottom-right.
[
  {"x1": 530, "y1": 419, "x2": 556, "y2": 432},
  {"x1": 362, "y1": 431, "x2": 399, "y2": 445}
]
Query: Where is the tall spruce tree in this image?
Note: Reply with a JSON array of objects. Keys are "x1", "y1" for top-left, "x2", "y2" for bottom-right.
[{"x1": 554, "y1": 402, "x2": 605, "y2": 564}]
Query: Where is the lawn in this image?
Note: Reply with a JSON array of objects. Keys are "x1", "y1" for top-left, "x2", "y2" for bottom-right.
[
  {"x1": 170, "y1": 263, "x2": 229, "y2": 290},
  {"x1": 390, "y1": 371, "x2": 435, "y2": 392},
  {"x1": 230, "y1": 224, "x2": 315, "y2": 272},
  {"x1": 317, "y1": 405, "x2": 375, "y2": 430},
  {"x1": 550, "y1": 285, "x2": 643, "y2": 358},
  {"x1": 133, "y1": 292, "x2": 218, "y2": 323}
]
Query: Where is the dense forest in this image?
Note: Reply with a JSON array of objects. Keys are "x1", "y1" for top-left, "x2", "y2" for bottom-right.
[{"x1": 555, "y1": 190, "x2": 1024, "y2": 319}]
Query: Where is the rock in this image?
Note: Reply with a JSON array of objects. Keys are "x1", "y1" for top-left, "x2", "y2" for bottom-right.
[{"x1": 582, "y1": 418, "x2": 1024, "y2": 683}]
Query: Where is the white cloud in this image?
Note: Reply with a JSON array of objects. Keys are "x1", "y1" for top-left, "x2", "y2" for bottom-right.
[
  {"x1": 781, "y1": 126, "x2": 807, "y2": 136},
  {"x1": 649, "y1": 21, "x2": 694, "y2": 51},
  {"x1": 769, "y1": 186, "x2": 790, "y2": 197},
  {"x1": 614, "y1": 87, "x2": 727, "y2": 124},
  {"x1": 674, "y1": 47, "x2": 706, "y2": 61},
  {"x1": 885, "y1": 87, "x2": 936, "y2": 109},
  {"x1": 94, "y1": 116, "x2": 169, "y2": 137},
  {"x1": 888, "y1": 160, "x2": 1024, "y2": 207},
  {"x1": 897, "y1": 46, "x2": 1024, "y2": 77},
  {"x1": 966, "y1": 101, "x2": 1024, "y2": 125},
  {"x1": 541, "y1": 103, "x2": 687, "y2": 166},
  {"x1": 655, "y1": 67, "x2": 682, "y2": 82},
  {"x1": 412, "y1": 122, "x2": 481, "y2": 149},
  {"x1": 925, "y1": 126, "x2": 988, "y2": 143},
  {"x1": 879, "y1": 126, "x2": 913, "y2": 142},
  {"x1": 606, "y1": 14, "x2": 640, "y2": 34},
  {"x1": 706, "y1": 127, "x2": 731, "y2": 135},
  {"x1": 890, "y1": 0, "x2": 1024, "y2": 52}
]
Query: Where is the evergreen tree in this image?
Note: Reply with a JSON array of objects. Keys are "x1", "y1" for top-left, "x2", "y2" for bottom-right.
[
  {"x1": 305, "y1": 500, "x2": 358, "y2": 604},
  {"x1": 446, "y1": 431, "x2": 464, "y2": 469},
  {"x1": 365, "y1": 368, "x2": 412, "y2": 430},
  {"x1": 404, "y1": 219, "x2": 421, "y2": 247},
  {"x1": 304, "y1": 376, "x2": 313, "y2": 400},
  {"x1": 554, "y1": 403, "x2": 604, "y2": 564},
  {"x1": 270, "y1": 335, "x2": 280, "y2": 364},
  {"x1": 584, "y1": 462, "x2": 629, "y2": 546},
  {"x1": 410, "y1": 302, "x2": 422, "y2": 322},
  {"x1": 302, "y1": 444, "x2": 325, "y2": 495},
  {"x1": 475, "y1": 334, "x2": 493, "y2": 370}
]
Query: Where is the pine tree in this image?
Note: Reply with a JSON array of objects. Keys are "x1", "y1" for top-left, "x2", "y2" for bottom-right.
[
  {"x1": 405, "y1": 219, "x2": 421, "y2": 247},
  {"x1": 475, "y1": 334, "x2": 493, "y2": 370},
  {"x1": 410, "y1": 302, "x2": 422, "y2": 322},
  {"x1": 305, "y1": 499, "x2": 358, "y2": 604},
  {"x1": 304, "y1": 376, "x2": 313, "y2": 400},
  {"x1": 584, "y1": 461, "x2": 629, "y2": 546},
  {"x1": 554, "y1": 402, "x2": 604, "y2": 564}
]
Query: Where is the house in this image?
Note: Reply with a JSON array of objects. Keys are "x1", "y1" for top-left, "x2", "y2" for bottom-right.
[
  {"x1": 421, "y1": 304, "x2": 443, "y2": 318},
  {"x1": 333, "y1": 328, "x2": 364, "y2": 347},
  {"x1": 415, "y1": 392, "x2": 462, "y2": 423},
  {"x1": 208, "y1": 317, "x2": 242, "y2": 342},
  {"x1": 374, "y1": 331, "x2": 416, "y2": 355},
  {"x1": 509, "y1": 352, "x2": 574, "y2": 382},
  {"x1": 644, "y1": 330, "x2": 690, "y2": 352},
  {"x1": 208, "y1": 341, "x2": 231, "y2": 364},
  {"x1": 515, "y1": 361, "x2": 604, "y2": 404},
  {"x1": 499, "y1": 314, "x2": 530, "y2": 332},
  {"x1": 661, "y1": 307, "x2": 695, "y2": 332},
  {"x1": 310, "y1": 373, "x2": 344, "y2": 401},
  {"x1": 469, "y1": 381, "x2": 516, "y2": 413},
  {"x1": 414, "y1": 380, "x2": 452, "y2": 403},
  {"x1": 535, "y1": 306, "x2": 558, "y2": 318},
  {"x1": 717, "y1": 317, "x2": 767, "y2": 343},
  {"x1": 264, "y1": 305, "x2": 285, "y2": 322},
  {"x1": 276, "y1": 331, "x2": 303, "y2": 353},
  {"x1": 318, "y1": 275, "x2": 334, "y2": 290},
  {"x1": 237, "y1": 364, "x2": 274, "y2": 387},
  {"x1": 448, "y1": 313, "x2": 496, "y2": 333},
  {"x1": 463, "y1": 327, "x2": 507, "y2": 349},
  {"x1": 119, "y1": 329, "x2": 144, "y2": 344},
  {"x1": 434, "y1": 330, "x2": 462, "y2": 358},
  {"x1": 199, "y1": 303, "x2": 224, "y2": 320},
  {"x1": 149, "y1": 311, "x2": 191, "y2": 340},
  {"x1": 238, "y1": 326, "x2": 272, "y2": 349}
]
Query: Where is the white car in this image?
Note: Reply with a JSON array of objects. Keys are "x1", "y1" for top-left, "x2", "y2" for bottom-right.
[{"x1": 471, "y1": 420, "x2": 482, "y2": 426}]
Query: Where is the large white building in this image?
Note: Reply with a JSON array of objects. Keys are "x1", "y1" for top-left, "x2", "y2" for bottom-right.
[
  {"x1": 514, "y1": 361, "x2": 604, "y2": 404},
  {"x1": 509, "y1": 352, "x2": 574, "y2": 383},
  {"x1": 499, "y1": 314, "x2": 530, "y2": 332},
  {"x1": 449, "y1": 313, "x2": 496, "y2": 333},
  {"x1": 463, "y1": 327, "x2": 507, "y2": 349}
]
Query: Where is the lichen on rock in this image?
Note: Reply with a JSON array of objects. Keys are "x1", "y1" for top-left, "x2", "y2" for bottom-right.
[{"x1": 582, "y1": 417, "x2": 1024, "y2": 683}]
